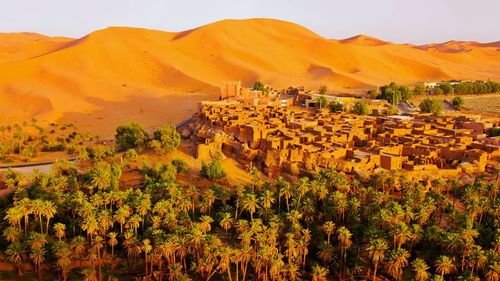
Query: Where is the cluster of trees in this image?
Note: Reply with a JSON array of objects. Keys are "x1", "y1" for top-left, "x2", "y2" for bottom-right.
[
  {"x1": 0, "y1": 120, "x2": 88, "y2": 163},
  {"x1": 1, "y1": 126, "x2": 498, "y2": 281},
  {"x1": 115, "y1": 123, "x2": 180, "y2": 154},
  {"x1": 252, "y1": 81, "x2": 271, "y2": 96},
  {"x1": 433, "y1": 81, "x2": 500, "y2": 95},
  {"x1": 375, "y1": 82, "x2": 424, "y2": 104},
  {"x1": 419, "y1": 99, "x2": 444, "y2": 115}
]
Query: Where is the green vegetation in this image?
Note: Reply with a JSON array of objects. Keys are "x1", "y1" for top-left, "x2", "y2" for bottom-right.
[
  {"x1": 327, "y1": 101, "x2": 343, "y2": 113},
  {"x1": 352, "y1": 101, "x2": 369, "y2": 115},
  {"x1": 437, "y1": 81, "x2": 500, "y2": 95},
  {"x1": 419, "y1": 98, "x2": 443, "y2": 115},
  {"x1": 315, "y1": 95, "x2": 328, "y2": 109},
  {"x1": 252, "y1": 81, "x2": 265, "y2": 91},
  {"x1": 491, "y1": 128, "x2": 500, "y2": 137},
  {"x1": 200, "y1": 158, "x2": 227, "y2": 180},
  {"x1": 0, "y1": 122, "x2": 498, "y2": 281},
  {"x1": 452, "y1": 96, "x2": 465, "y2": 108},
  {"x1": 385, "y1": 104, "x2": 400, "y2": 116},
  {"x1": 0, "y1": 121, "x2": 89, "y2": 163},
  {"x1": 378, "y1": 82, "x2": 415, "y2": 104},
  {"x1": 115, "y1": 122, "x2": 148, "y2": 151},
  {"x1": 150, "y1": 126, "x2": 181, "y2": 154}
]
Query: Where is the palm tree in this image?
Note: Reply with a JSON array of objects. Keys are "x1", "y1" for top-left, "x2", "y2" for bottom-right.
[
  {"x1": 43, "y1": 200, "x2": 57, "y2": 234},
  {"x1": 337, "y1": 226, "x2": 352, "y2": 274},
  {"x1": 3, "y1": 226, "x2": 21, "y2": 243},
  {"x1": 259, "y1": 189, "x2": 275, "y2": 216},
  {"x1": 435, "y1": 255, "x2": 456, "y2": 278},
  {"x1": 278, "y1": 179, "x2": 293, "y2": 212},
  {"x1": 484, "y1": 261, "x2": 499, "y2": 281},
  {"x1": 81, "y1": 268, "x2": 98, "y2": 281},
  {"x1": 241, "y1": 193, "x2": 259, "y2": 220},
  {"x1": 53, "y1": 222, "x2": 66, "y2": 241},
  {"x1": 71, "y1": 236, "x2": 87, "y2": 267},
  {"x1": 114, "y1": 205, "x2": 131, "y2": 235},
  {"x1": 30, "y1": 247, "x2": 46, "y2": 279},
  {"x1": 142, "y1": 239, "x2": 153, "y2": 277},
  {"x1": 92, "y1": 236, "x2": 104, "y2": 281},
  {"x1": 53, "y1": 242, "x2": 72, "y2": 281},
  {"x1": 386, "y1": 248, "x2": 409, "y2": 281},
  {"x1": 31, "y1": 199, "x2": 45, "y2": 233},
  {"x1": 108, "y1": 232, "x2": 118, "y2": 258},
  {"x1": 311, "y1": 264, "x2": 329, "y2": 281},
  {"x1": 4, "y1": 206, "x2": 22, "y2": 231},
  {"x1": 199, "y1": 215, "x2": 214, "y2": 234},
  {"x1": 18, "y1": 198, "x2": 32, "y2": 235},
  {"x1": 4, "y1": 242, "x2": 26, "y2": 276},
  {"x1": 412, "y1": 258, "x2": 430, "y2": 281},
  {"x1": 317, "y1": 241, "x2": 334, "y2": 265},
  {"x1": 219, "y1": 212, "x2": 233, "y2": 234},
  {"x1": 322, "y1": 221, "x2": 335, "y2": 244},
  {"x1": 367, "y1": 238, "x2": 389, "y2": 281}
]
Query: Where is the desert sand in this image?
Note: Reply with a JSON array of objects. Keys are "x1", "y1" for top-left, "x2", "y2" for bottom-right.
[{"x1": 1, "y1": 18, "x2": 500, "y2": 135}]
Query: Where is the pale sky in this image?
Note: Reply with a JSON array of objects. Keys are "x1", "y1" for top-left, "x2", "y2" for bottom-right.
[{"x1": 0, "y1": 0, "x2": 499, "y2": 44}]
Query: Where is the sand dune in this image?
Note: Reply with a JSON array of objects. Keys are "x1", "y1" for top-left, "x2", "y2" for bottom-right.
[{"x1": 0, "y1": 18, "x2": 499, "y2": 134}]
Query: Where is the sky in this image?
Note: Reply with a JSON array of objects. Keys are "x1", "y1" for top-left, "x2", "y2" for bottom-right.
[{"x1": 0, "y1": 0, "x2": 499, "y2": 44}]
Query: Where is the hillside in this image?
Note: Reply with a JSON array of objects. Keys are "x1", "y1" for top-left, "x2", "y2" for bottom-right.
[{"x1": 0, "y1": 18, "x2": 499, "y2": 134}]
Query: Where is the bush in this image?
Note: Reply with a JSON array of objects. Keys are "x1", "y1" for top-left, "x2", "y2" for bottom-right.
[
  {"x1": 451, "y1": 96, "x2": 464, "y2": 108},
  {"x1": 115, "y1": 122, "x2": 148, "y2": 151},
  {"x1": 352, "y1": 101, "x2": 369, "y2": 115},
  {"x1": 125, "y1": 148, "x2": 138, "y2": 160},
  {"x1": 200, "y1": 159, "x2": 226, "y2": 180},
  {"x1": 151, "y1": 126, "x2": 181, "y2": 154},
  {"x1": 419, "y1": 98, "x2": 443, "y2": 115},
  {"x1": 385, "y1": 104, "x2": 400, "y2": 116},
  {"x1": 172, "y1": 159, "x2": 188, "y2": 174},
  {"x1": 327, "y1": 101, "x2": 343, "y2": 113}
]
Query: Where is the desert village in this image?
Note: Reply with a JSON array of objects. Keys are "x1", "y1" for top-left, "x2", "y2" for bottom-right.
[{"x1": 183, "y1": 82, "x2": 500, "y2": 179}]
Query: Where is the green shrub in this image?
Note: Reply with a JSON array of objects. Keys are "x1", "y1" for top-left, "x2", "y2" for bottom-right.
[
  {"x1": 172, "y1": 158, "x2": 188, "y2": 174},
  {"x1": 151, "y1": 126, "x2": 181, "y2": 154},
  {"x1": 419, "y1": 98, "x2": 443, "y2": 115},
  {"x1": 200, "y1": 159, "x2": 226, "y2": 180},
  {"x1": 352, "y1": 101, "x2": 369, "y2": 115},
  {"x1": 115, "y1": 122, "x2": 148, "y2": 151},
  {"x1": 451, "y1": 96, "x2": 464, "y2": 107}
]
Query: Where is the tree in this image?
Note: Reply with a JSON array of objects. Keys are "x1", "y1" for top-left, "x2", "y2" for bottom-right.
[
  {"x1": 151, "y1": 126, "x2": 181, "y2": 154},
  {"x1": 367, "y1": 238, "x2": 389, "y2": 281},
  {"x1": 312, "y1": 264, "x2": 329, "y2": 281},
  {"x1": 451, "y1": 96, "x2": 464, "y2": 108},
  {"x1": 115, "y1": 122, "x2": 148, "y2": 150},
  {"x1": 435, "y1": 255, "x2": 456, "y2": 278},
  {"x1": 4, "y1": 242, "x2": 26, "y2": 277},
  {"x1": 419, "y1": 98, "x2": 443, "y2": 115},
  {"x1": 53, "y1": 223, "x2": 66, "y2": 241},
  {"x1": 252, "y1": 81, "x2": 265, "y2": 91},
  {"x1": 352, "y1": 101, "x2": 369, "y2": 115},
  {"x1": 316, "y1": 95, "x2": 328, "y2": 109},
  {"x1": 412, "y1": 258, "x2": 431, "y2": 281},
  {"x1": 30, "y1": 247, "x2": 46, "y2": 279}
]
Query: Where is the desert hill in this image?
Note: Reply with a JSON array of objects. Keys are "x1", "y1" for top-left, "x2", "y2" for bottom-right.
[{"x1": 0, "y1": 18, "x2": 499, "y2": 134}]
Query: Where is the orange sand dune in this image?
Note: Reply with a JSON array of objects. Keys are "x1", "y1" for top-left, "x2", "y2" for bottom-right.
[{"x1": 0, "y1": 18, "x2": 499, "y2": 135}]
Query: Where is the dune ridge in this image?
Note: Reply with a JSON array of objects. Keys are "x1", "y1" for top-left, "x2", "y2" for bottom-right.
[{"x1": 0, "y1": 18, "x2": 499, "y2": 129}]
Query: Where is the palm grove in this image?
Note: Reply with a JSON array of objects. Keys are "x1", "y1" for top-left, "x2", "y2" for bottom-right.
[{"x1": 1, "y1": 122, "x2": 499, "y2": 281}]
